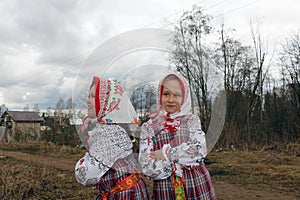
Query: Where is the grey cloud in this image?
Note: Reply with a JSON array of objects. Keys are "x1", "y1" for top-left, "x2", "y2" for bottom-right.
[
  {"x1": 0, "y1": 0, "x2": 88, "y2": 66},
  {"x1": 1, "y1": 0, "x2": 299, "y2": 111}
]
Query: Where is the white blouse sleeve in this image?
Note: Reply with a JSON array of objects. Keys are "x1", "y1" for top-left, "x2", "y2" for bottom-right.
[
  {"x1": 163, "y1": 115, "x2": 207, "y2": 166},
  {"x1": 75, "y1": 152, "x2": 110, "y2": 187},
  {"x1": 138, "y1": 122, "x2": 174, "y2": 180}
]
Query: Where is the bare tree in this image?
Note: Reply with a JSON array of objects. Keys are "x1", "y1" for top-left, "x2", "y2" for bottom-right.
[
  {"x1": 65, "y1": 97, "x2": 73, "y2": 109},
  {"x1": 0, "y1": 104, "x2": 7, "y2": 116},
  {"x1": 250, "y1": 21, "x2": 265, "y2": 120},
  {"x1": 33, "y1": 104, "x2": 40, "y2": 113},
  {"x1": 247, "y1": 21, "x2": 276, "y2": 145},
  {"x1": 23, "y1": 104, "x2": 30, "y2": 111},
  {"x1": 170, "y1": 5, "x2": 213, "y2": 126},
  {"x1": 56, "y1": 98, "x2": 65, "y2": 117},
  {"x1": 280, "y1": 31, "x2": 300, "y2": 115},
  {"x1": 130, "y1": 83, "x2": 157, "y2": 121},
  {"x1": 215, "y1": 22, "x2": 255, "y2": 92},
  {"x1": 214, "y1": 22, "x2": 255, "y2": 146}
]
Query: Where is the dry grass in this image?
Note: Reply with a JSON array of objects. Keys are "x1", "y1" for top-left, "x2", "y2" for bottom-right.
[
  {"x1": 206, "y1": 146, "x2": 300, "y2": 195},
  {"x1": 0, "y1": 141, "x2": 82, "y2": 160},
  {"x1": 0, "y1": 142, "x2": 299, "y2": 199},
  {"x1": 0, "y1": 156, "x2": 97, "y2": 199},
  {"x1": 0, "y1": 142, "x2": 96, "y2": 199}
]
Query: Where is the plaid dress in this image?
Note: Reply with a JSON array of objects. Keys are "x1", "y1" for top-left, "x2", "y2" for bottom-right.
[
  {"x1": 96, "y1": 154, "x2": 149, "y2": 200},
  {"x1": 152, "y1": 164, "x2": 215, "y2": 200},
  {"x1": 139, "y1": 114, "x2": 216, "y2": 200}
]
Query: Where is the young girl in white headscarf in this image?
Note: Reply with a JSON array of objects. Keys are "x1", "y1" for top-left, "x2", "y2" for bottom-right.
[
  {"x1": 75, "y1": 76, "x2": 148, "y2": 200},
  {"x1": 139, "y1": 73, "x2": 216, "y2": 200}
]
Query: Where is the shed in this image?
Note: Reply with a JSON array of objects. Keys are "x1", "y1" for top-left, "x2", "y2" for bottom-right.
[{"x1": 0, "y1": 111, "x2": 44, "y2": 142}]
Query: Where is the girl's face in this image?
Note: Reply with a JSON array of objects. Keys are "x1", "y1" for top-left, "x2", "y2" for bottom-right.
[
  {"x1": 161, "y1": 79, "x2": 183, "y2": 114},
  {"x1": 87, "y1": 84, "x2": 96, "y2": 118}
]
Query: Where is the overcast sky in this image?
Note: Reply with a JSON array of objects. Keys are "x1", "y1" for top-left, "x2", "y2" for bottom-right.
[{"x1": 0, "y1": 0, "x2": 299, "y2": 111}]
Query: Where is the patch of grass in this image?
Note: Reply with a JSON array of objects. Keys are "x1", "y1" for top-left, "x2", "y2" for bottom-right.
[
  {"x1": 0, "y1": 155, "x2": 97, "y2": 199},
  {"x1": 0, "y1": 141, "x2": 83, "y2": 160},
  {"x1": 0, "y1": 141, "x2": 41, "y2": 154},
  {"x1": 206, "y1": 147, "x2": 300, "y2": 194}
]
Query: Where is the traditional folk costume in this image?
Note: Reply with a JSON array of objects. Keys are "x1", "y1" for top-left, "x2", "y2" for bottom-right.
[
  {"x1": 75, "y1": 77, "x2": 148, "y2": 200},
  {"x1": 139, "y1": 73, "x2": 216, "y2": 200}
]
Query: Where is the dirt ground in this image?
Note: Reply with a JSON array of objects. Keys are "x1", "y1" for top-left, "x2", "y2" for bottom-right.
[
  {"x1": 213, "y1": 180, "x2": 298, "y2": 200},
  {"x1": 1, "y1": 150, "x2": 299, "y2": 200}
]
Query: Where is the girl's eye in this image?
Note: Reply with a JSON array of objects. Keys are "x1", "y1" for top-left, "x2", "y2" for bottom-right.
[
  {"x1": 175, "y1": 93, "x2": 182, "y2": 97},
  {"x1": 163, "y1": 93, "x2": 170, "y2": 96}
]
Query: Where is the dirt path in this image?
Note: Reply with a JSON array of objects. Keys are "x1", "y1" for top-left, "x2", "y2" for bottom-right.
[
  {"x1": 2, "y1": 150, "x2": 299, "y2": 200},
  {"x1": 214, "y1": 180, "x2": 298, "y2": 200},
  {"x1": 1, "y1": 150, "x2": 75, "y2": 171}
]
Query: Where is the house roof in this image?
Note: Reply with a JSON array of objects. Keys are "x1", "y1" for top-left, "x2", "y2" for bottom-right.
[{"x1": 1, "y1": 111, "x2": 44, "y2": 122}]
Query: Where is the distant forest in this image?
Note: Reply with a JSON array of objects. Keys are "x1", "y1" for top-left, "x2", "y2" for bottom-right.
[{"x1": 167, "y1": 5, "x2": 299, "y2": 148}]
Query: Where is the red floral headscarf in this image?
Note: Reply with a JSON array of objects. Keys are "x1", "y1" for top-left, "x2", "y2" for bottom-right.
[
  {"x1": 78, "y1": 76, "x2": 139, "y2": 149},
  {"x1": 92, "y1": 76, "x2": 139, "y2": 124}
]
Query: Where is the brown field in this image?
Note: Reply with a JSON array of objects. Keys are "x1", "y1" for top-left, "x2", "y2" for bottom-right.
[{"x1": 0, "y1": 142, "x2": 299, "y2": 200}]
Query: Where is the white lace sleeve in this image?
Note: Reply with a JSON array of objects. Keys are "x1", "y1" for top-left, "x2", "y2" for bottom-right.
[
  {"x1": 75, "y1": 152, "x2": 110, "y2": 187},
  {"x1": 166, "y1": 115, "x2": 207, "y2": 166},
  {"x1": 138, "y1": 122, "x2": 173, "y2": 180}
]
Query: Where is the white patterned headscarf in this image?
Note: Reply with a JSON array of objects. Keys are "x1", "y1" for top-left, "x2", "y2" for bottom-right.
[{"x1": 150, "y1": 73, "x2": 192, "y2": 119}]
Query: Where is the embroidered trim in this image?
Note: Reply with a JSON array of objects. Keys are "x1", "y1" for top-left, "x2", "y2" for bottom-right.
[
  {"x1": 171, "y1": 172, "x2": 187, "y2": 200},
  {"x1": 97, "y1": 173, "x2": 140, "y2": 200}
]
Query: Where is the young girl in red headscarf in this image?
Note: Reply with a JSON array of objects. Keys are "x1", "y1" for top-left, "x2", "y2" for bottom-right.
[
  {"x1": 75, "y1": 76, "x2": 148, "y2": 200},
  {"x1": 139, "y1": 73, "x2": 216, "y2": 200}
]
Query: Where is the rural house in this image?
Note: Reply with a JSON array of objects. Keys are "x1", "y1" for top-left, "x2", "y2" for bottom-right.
[{"x1": 0, "y1": 111, "x2": 44, "y2": 142}]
